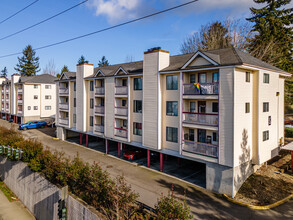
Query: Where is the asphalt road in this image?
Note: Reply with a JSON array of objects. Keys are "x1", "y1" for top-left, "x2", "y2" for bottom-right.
[{"x1": 2, "y1": 120, "x2": 293, "y2": 219}]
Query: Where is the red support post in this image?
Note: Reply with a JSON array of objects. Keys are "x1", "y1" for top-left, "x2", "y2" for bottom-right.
[
  {"x1": 106, "y1": 140, "x2": 109, "y2": 154},
  {"x1": 118, "y1": 142, "x2": 121, "y2": 158},
  {"x1": 80, "y1": 133, "x2": 83, "y2": 145},
  {"x1": 147, "y1": 150, "x2": 150, "y2": 168},
  {"x1": 177, "y1": 157, "x2": 181, "y2": 166},
  {"x1": 160, "y1": 153, "x2": 163, "y2": 172},
  {"x1": 16, "y1": 116, "x2": 18, "y2": 124},
  {"x1": 291, "y1": 151, "x2": 293, "y2": 174},
  {"x1": 14, "y1": 116, "x2": 16, "y2": 123},
  {"x1": 86, "y1": 134, "x2": 88, "y2": 147}
]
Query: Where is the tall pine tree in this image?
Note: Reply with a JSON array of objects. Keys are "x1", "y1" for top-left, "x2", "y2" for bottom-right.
[
  {"x1": 1, "y1": 67, "x2": 7, "y2": 78},
  {"x1": 98, "y1": 56, "x2": 109, "y2": 67},
  {"x1": 15, "y1": 45, "x2": 40, "y2": 76},
  {"x1": 247, "y1": 0, "x2": 293, "y2": 72}
]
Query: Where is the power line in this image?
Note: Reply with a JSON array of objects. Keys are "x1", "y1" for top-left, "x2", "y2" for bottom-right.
[
  {"x1": 0, "y1": 0, "x2": 88, "y2": 41},
  {"x1": 0, "y1": 0, "x2": 39, "y2": 25},
  {"x1": 0, "y1": 0, "x2": 198, "y2": 59}
]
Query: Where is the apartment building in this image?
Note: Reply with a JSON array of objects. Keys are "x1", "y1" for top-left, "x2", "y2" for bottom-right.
[
  {"x1": 0, "y1": 74, "x2": 57, "y2": 124},
  {"x1": 56, "y1": 47, "x2": 290, "y2": 196}
]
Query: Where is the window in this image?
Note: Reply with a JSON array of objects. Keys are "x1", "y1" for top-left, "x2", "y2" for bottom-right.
[
  {"x1": 74, "y1": 98, "x2": 76, "y2": 107},
  {"x1": 263, "y1": 130, "x2": 269, "y2": 141},
  {"x1": 245, "y1": 103, "x2": 250, "y2": 113},
  {"x1": 212, "y1": 102, "x2": 218, "y2": 113},
  {"x1": 101, "y1": 117, "x2": 104, "y2": 126},
  {"x1": 34, "y1": 106, "x2": 38, "y2": 110},
  {"x1": 122, "y1": 120, "x2": 127, "y2": 128},
  {"x1": 122, "y1": 100, "x2": 127, "y2": 107},
  {"x1": 190, "y1": 102, "x2": 196, "y2": 113},
  {"x1": 166, "y1": 101, "x2": 178, "y2": 116},
  {"x1": 213, "y1": 72, "x2": 219, "y2": 83},
  {"x1": 122, "y1": 79, "x2": 128, "y2": 87},
  {"x1": 34, "y1": 95, "x2": 38, "y2": 99},
  {"x1": 74, "y1": 82, "x2": 76, "y2": 91},
  {"x1": 188, "y1": 129, "x2": 194, "y2": 141},
  {"x1": 45, "y1": 106, "x2": 51, "y2": 110},
  {"x1": 73, "y1": 114, "x2": 76, "y2": 123},
  {"x1": 101, "y1": 80, "x2": 104, "y2": 88},
  {"x1": 263, "y1": 73, "x2": 270, "y2": 83},
  {"x1": 198, "y1": 73, "x2": 207, "y2": 83},
  {"x1": 90, "y1": 116, "x2": 93, "y2": 126},
  {"x1": 101, "y1": 98, "x2": 105, "y2": 106},
  {"x1": 34, "y1": 85, "x2": 38, "y2": 89},
  {"x1": 166, "y1": 127, "x2": 178, "y2": 143},
  {"x1": 90, "y1": 98, "x2": 94, "y2": 109},
  {"x1": 90, "y1": 81, "x2": 94, "y2": 91},
  {"x1": 133, "y1": 100, "x2": 142, "y2": 113},
  {"x1": 166, "y1": 75, "x2": 178, "y2": 90},
  {"x1": 134, "y1": 78, "x2": 142, "y2": 90},
  {"x1": 263, "y1": 102, "x2": 269, "y2": 112},
  {"x1": 133, "y1": 122, "x2": 142, "y2": 136},
  {"x1": 28, "y1": 106, "x2": 31, "y2": 110},
  {"x1": 45, "y1": 95, "x2": 51, "y2": 99},
  {"x1": 190, "y1": 74, "x2": 196, "y2": 83},
  {"x1": 213, "y1": 132, "x2": 218, "y2": 142},
  {"x1": 45, "y1": 85, "x2": 51, "y2": 89},
  {"x1": 246, "y1": 72, "x2": 250, "y2": 82}
]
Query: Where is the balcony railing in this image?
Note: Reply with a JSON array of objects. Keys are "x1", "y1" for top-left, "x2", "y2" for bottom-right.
[
  {"x1": 115, "y1": 107, "x2": 128, "y2": 116},
  {"x1": 59, "y1": 118, "x2": 69, "y2": 125},
  {"x1": 5, "y1": 90, "x2": 9, "y2": 93},
  {"x1": 18, "y1": 88, "x2": 23, "y2": 93},
  {"x1": 114, "y1": 127, "x2": 128, "y2": 138},
  {"x1": 183, "y1": 83, "x2": 218, "y2": 95},
  {"x1": 115, "y1": 86, "x2": 128, "y2": 95},
  {"x1": 17, "y1": 99, "x2": 23, "y2": 105},
  {"x1": 59, "y1": 103, "x2": 69, "y2": 110},
  {"x1": 183, "y1": 112, "x2": 218, "y2": 126},
  {"x1": 95, "y1": 106, "x2": 104, "y2": 114},
  {"x1": 59, "y1": 88, "x2": 69, "y2": 95},
  {"x1": 183, "y1": 140, "x2": 218, "y2": 158},
  {"x1": 95, "y1": 87, "x2": 105, "y2": 95},
  {"x1": 95, "y1": 124, "x2": 104, "y2": 133},
  {"x1": 17, "y1": 110, "x2": 23, "y2": 115}
]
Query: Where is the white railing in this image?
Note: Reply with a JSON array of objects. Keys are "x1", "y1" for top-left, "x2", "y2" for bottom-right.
[
  {"x1": 59, "y1": 118, "x2": 69, "y2": 125},
  {"x1": 95, "y1": 87, "x2": 105, "y2": 95},
  {"x1": 115, "y1": 107, "x2": 128, "y2": 116},
  {"x1": 183, "y1": 83, "x2": 218, "y2": 95},
  {"x1": 17, "y1": 99, "x2": 23, "y2": 105},
  {"x1": 95, "y1": 106, "x2": 104, "y2": 114},
  {"x1": 59, "y1": 103, "x2": 69, "y2": 110},
  {"x1": 115, "y1": 86, "x2": 128, "y2": 95},
  {"x1": 18, "y1": 88, "x2": 23, "y2": 93},
  {"x1": 95, "y1": 124, "x2": 104, "y2": 133},
  {"x1": 183, "y1": 140, "x2": 218, "y2": 158},
  {"x1": 183, "y1": 112, "x2": 218, "y2": 126},
  {"x1": 17, "y1": 110, "x2": 23, "y2": 115},
  {"x1": 5, "y1": 90, "x2": 9, "y2": 93},
  {"x1": 114, "y1": 128, "x2": 128, "y2": 138},
  {"x1": 59, "y1": 88, "x2": 69, "y2": 95}
]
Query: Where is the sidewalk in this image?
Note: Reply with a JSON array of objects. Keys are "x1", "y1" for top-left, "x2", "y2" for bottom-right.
[{"x1": 1, "y1": 120, "x2": 293, "y2": 219}]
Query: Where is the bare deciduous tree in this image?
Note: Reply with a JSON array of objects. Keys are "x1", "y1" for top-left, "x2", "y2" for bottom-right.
[{"x1": 42, "y1": 59, "x2": 58, "y2": 76}]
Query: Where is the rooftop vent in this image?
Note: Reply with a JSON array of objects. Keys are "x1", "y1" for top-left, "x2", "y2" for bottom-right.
[{"x1": 147, "y1": 47, "x2": 161, "y2": 52}]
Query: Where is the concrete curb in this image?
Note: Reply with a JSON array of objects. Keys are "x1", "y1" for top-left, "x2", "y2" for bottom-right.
[{"x1": 223, "y1": 194, "x2": 293, "y2": 210}]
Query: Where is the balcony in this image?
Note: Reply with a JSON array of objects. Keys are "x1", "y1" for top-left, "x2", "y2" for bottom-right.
[
  {"x1": 17, "y1": 110, "x2": 23, "y2": 115},
  {"x1": 17, "y1": 99, "x2": 23, "y2": 105},
  {"x1": 59, "y1": 103, "x2": 69, "y2": 110},
  {"x1": 18, "y1": 88, "x2": 23, "y2": 93},
  {"x1": 1, "y1": 90, "x2": 3, "y2": 94},
  {"x1": 183, "y1": 112, "x2": 218, "y2": 126},
  {"x1": 5, "y1": 90, "x2": 9, "y2": 93},
  {"x1": 182, "y1": 140, "x2": 218, "y2": 158},
  {"x1": 183, "y1": 83, "x2": 218, "y2": 95},
  {"x1": 95, "y1": 106, "x2": 104, "y2": 114},
  {"x1": 95, "y1": 124, "x2": 104, "y2": 133},
  {"x1": 59, "y1": 88, "x2": 69, "y2": 95},
  {"x1": 115, "y1": 86, "x2": 128, "y2": 95},
  {"x1": 115, "y1": 107, "x2": 128, "y2": 116},
  {"x1": 59, "y1": 118, "x2": 69, "y2": 125},
  {"x1": 95, "y1": 87, "x2": 105, "y2": 95},
  {"x1": 114, "y1": 127, "x2": 128, "y2": 138}
]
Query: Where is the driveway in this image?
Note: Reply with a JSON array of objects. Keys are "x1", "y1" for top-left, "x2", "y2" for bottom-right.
[{"x1": 1, "y1": 120, "x2": 293, "y2": 219}]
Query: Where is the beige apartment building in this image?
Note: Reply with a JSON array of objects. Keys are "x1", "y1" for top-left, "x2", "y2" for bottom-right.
[
  {"x1": 56, "y1": 47, "x2": 290, "y2": 196},
  {"x1": 0, "y1": 74, "x2": 57, "y2": 124}
]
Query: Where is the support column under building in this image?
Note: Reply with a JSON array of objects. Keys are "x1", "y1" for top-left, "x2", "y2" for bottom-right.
[
  {"x1": 147, "y1": 150, "x2": 150, "y2": 168},
  {"x1": 160, "y1": 153, "x2": 163, "y2": 172},
  {"x1": 106, "y1": 140, "x2": 109, "y2": 154},
  {"x1": 80, "y1": 133, "x2": 83, "y2": 145},
  {"x1": 86, "y1": 134, "x2": 88, "y2": 147},
  {"x1": 118, "y1": 142, "x2": 121, "y2": 158}
]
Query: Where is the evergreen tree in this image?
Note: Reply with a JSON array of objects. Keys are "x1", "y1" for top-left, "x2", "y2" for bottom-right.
[
  {"x1": 247, "y1": 0, "x2": 293, "y2": 72},
  {"x1": 98, "y1": 56, "x2": 109, "y2": 67},
  {"x1": 61, "y1": 65, "x2": 69, "y2": 74},
  {"x1": 78, "y1": 55, "x2": 88, "y2": 65},
  {"x1": 15, "y1": 45, "x2": 40, "y2": 76},
  {"x1": 1, "y1": 67, "x2": 8, "y2": 78}
]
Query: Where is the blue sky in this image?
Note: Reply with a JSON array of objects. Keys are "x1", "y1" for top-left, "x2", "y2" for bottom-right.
[{"x1": 0, "y1": 0, "x2": 289, "y2": 77}]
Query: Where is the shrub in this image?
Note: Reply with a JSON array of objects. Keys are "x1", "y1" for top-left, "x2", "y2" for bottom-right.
[{"x1": 285, "y1": 127, "x2": 293, "y2": 137}]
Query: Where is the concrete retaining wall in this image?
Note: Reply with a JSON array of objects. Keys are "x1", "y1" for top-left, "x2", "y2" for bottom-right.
[{"x1": 0, "y1": 157, "x2": 102, "y2": 220}]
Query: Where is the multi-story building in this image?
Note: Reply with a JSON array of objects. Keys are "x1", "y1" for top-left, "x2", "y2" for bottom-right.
[
  {"x1": 0, "y1": 74, "x2": 57, "y2": 123},
  {"x1": 56, "y1": 47, "x2": 290, "y2": 196}
]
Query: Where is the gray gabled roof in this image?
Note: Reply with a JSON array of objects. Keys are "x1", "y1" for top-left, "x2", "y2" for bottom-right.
[{"x1": 19, "y1": 74, "x2": 57, "y2": 84}]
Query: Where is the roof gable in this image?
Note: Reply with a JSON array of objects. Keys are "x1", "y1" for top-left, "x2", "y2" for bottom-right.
[
  {"x1": 182, "y1": 51, "x2": 218, "y2": 69},
  {"x1": 114, "y1": 67, "x2": 128, "y2": 76},
  {"x1": 94, "y1": 69, "x2": 105, "y2": 77},
  {"x1": 59, "y1": 73, "x2": 68, "y2": 80}
]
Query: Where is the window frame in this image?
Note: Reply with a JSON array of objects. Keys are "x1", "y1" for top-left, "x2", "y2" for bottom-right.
[
  {"x1": 134, "y1": 78, "x2": 142, "y2": 90},
  {"x1": 45, "y1": 106, "x2": 51, "y2": 110},
  {"x1": 212, "y1": 102, "x2": 218, "y2": 113},
  {"x1": 166, "y1": 101, "x2": 178, "y2": 116},
  {"x1": 263, "y1": 130, "x2": 269, "y2": 141},
  {"x1": 245, "y1": 102, "x2": 250, "y2": 113},
  {"x1": 34, "y1": 95, "x2": 38, "y2": 99},
  {"x1": 45, "y1": 95, "x2": 51, "y2": 100},
  {"x1": 263, "y1": 73, "x2": 270, "y2": 84},
  {"x1": 34, "y1": 106, "x2": 38, "y2": 110},
  {"x1": 90, "y1": 81, "x2": 94, "y2": 91},
  {"x1": 166, "y1": 75, "x2": 178, "y2": 90},
  {"x1": 212, "y1": 72, "x2": 219, "y2": 83},
  {"x1": 166, "y1": 127, "x2": 178, "y2": 143},
  {"x1": 263, "y1": 102, "x2": 269, "y2": 112},
  {"x1": 34, "y1": 85, "x2": 38, "y2": 89},
  {"x1": 133, "y1": 100, "x2": 142, "y2": 113},
  {"x1": 246, "y1": 72, "x2": 250, "y2": 82},
  {"x1": 133, "y1": 122, "x2": 142, "y2": 136},
  {"x1": 90, "y1": 98, "x2": 94, "y2": 109},
  {"x1": 90, "y1": 116, "x2": 93, "y2": 127},
  {"x1": 45, "y1": 85, "x2": 51, "y2": 89}
]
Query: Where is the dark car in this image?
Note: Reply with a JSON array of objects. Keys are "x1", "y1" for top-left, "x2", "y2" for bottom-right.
[
  {"x1": 123, "y1": 149, "x2": 145, "y2": 160},
  {"x1": 19, "y1": 120, "x2": 47, "y2": 131}
]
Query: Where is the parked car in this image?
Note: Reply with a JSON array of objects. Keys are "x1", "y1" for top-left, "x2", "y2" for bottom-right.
[
  {"x1": 19, "y1": 121, "x2": 47, "y2": 131},
  {"x1": 123, "y1": 149, "x2": 145, "y2": 160}
]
